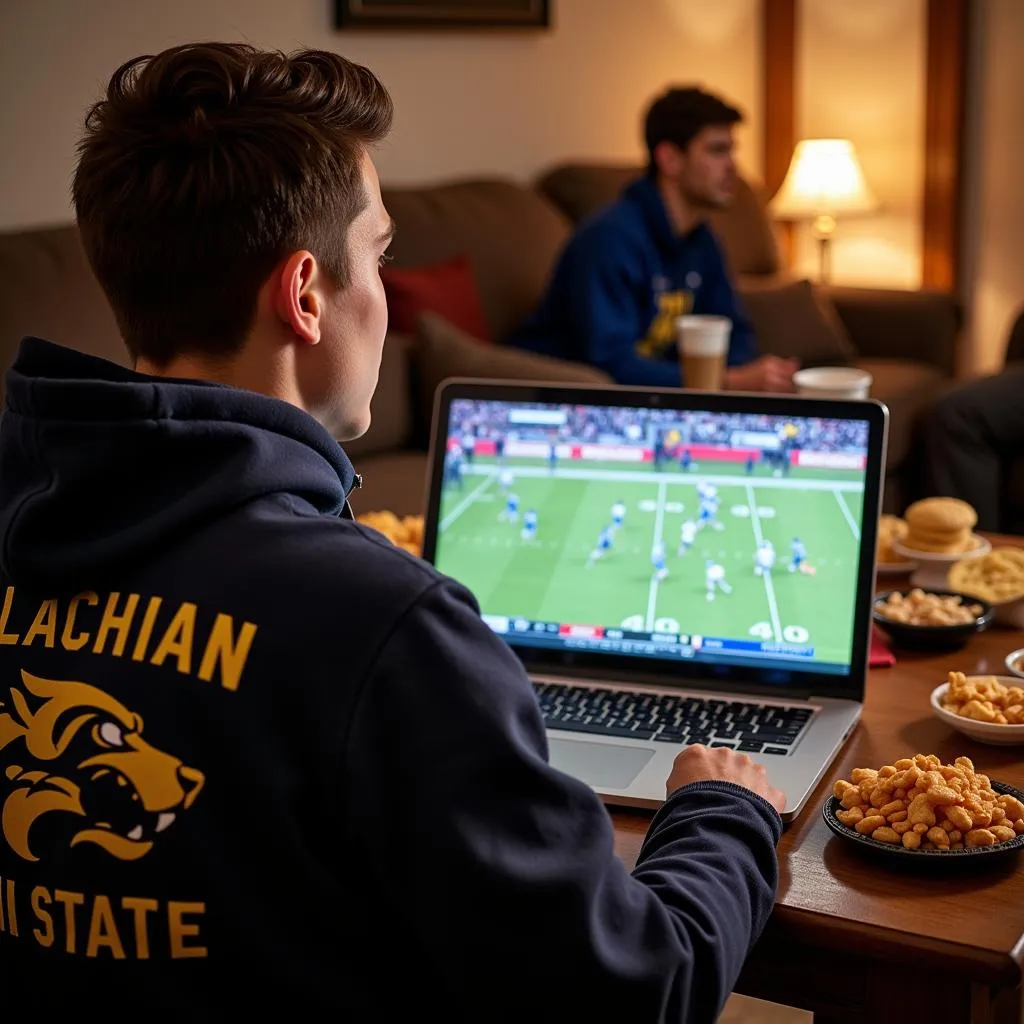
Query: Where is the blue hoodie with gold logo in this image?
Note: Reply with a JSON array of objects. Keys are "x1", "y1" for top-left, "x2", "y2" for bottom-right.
[
  {"x1": 0, "y1": 338, "x2": 780, "y2": 1020},
  {"x1": 513, "y1": 176, "x2": 758, "y2": 386}
]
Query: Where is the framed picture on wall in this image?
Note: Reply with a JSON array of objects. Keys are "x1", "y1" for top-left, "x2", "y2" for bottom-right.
[{"x1": 335, "y1": 1, "x2": 550, "y2": 30}]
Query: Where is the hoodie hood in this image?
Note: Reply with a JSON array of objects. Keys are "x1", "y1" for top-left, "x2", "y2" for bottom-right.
[{"x1": 0, "y1": 337, "x2": 358, "y2": 590}]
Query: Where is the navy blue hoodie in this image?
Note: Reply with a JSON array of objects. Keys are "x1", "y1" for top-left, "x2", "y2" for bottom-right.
[
  {"x1": 513, "y1": 177, "x2": 758, "y2": 386},
  {"x1": 0, "y1": 338, "x2": 781, "y2": 1020}
]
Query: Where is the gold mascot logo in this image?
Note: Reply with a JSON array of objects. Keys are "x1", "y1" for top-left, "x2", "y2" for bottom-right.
[{"x1": 0, "y1": 669, "x2": 204, "y2": 862}]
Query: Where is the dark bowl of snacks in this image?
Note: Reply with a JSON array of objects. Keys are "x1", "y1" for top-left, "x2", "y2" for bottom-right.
[{"x1": 872, "y1": 588, "x2": 994, "y2": 650}]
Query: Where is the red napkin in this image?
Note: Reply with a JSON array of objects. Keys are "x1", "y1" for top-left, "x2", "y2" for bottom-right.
[{"x1": 870, "y1": 627, "x2": 895, "y2": 668}]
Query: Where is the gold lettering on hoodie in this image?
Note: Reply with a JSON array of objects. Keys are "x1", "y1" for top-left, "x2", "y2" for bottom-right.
[{"x1": 0, "y1": 587, "x2": 257, "y2": 692}]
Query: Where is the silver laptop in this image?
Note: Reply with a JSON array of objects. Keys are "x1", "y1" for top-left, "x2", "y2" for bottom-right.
[{"x1": 422, "y1": 380, "x2": 888, "y2": 821}]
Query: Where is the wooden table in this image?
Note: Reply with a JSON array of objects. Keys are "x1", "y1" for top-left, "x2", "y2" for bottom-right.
[{"x1": 611, "y1": 552, "x2": 1024, "y2": 1024}]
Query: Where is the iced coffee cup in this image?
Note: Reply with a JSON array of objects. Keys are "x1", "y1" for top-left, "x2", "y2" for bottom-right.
[{"x1": 676, "y1": 315, "x2": 731, "y2": 391}]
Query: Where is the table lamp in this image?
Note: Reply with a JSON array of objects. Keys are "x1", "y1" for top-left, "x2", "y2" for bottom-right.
[{"x1": 770, "y1": 139, "x2": 879, "y2": 282}]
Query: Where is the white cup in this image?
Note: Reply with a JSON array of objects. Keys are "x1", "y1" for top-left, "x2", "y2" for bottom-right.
[
  {"x1": 676, "y1": 315, "x2": 732, "y2": 391},
  {"x1": 792, "y1": 366, "x2": 873, "y2": 400}
]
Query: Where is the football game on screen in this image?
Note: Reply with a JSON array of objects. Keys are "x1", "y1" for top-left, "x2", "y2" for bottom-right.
[{"x1": 433, "y1": 399, "x2": 870, "y2": 675}]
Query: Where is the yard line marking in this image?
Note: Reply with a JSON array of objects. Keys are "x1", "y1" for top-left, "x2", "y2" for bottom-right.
[
  {"x1": 461, "y1": 464, "x2": 864, "y2": 492},
  {"x1": 439, "y1": 473, "x2": 497, "y2": 532},
  {"x1": 833, "y1": 489, "x2": 861, "y2": 540},
  {"x1": 746, "y1": 483, "x2": 782, "y2": 643},
  {"x1": 645, "y1": 479, "x2": 668, "y2": 633}
]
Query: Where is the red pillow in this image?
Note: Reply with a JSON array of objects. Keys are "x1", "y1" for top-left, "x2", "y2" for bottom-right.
[{"x1": 381, "y1": 254, "x2": 491, "y2": 343}]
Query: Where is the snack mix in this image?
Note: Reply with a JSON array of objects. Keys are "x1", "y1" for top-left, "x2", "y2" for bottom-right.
[
  {"x1": 356, "y1": 511, "x2": 424, "y2": 556},
  {"x1": 874, "y1": 589, "x2": 984, "y2": 627},
  {"x1": 948, "y1": 547, "x2": 1024, "y2": 604},
  {"x1": 942, "y1": 670, "x2": 1024, "y2": 725},
  {"x1": 876, "y1": 514, "x2": 908, "y2": 565},
  {"x1": 833, "y1": 754, "x2": 1024, "y2": 851}
]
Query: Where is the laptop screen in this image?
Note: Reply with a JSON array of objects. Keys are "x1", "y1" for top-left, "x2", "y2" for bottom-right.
[{"x1": 424, "y1": 383, "x2": 886, "y2": 699}]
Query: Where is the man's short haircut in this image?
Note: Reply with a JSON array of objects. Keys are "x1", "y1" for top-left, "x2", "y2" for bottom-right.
[
  {"x1": 643, "y1": 86, "x2": 742, "y2": 175},
  {"x1": 73, "y1": 43, "x2": 393, "y2": 365}
]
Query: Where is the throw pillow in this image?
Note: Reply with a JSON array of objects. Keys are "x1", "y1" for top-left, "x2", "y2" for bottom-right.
[
  {"x1": 740, "y1": 278, "x2": 857, "y2": 366},
  {"x1": 382, "y1": 254, "x2": 491, "y2": 343},
  {"x1": 412, "y1": 312, "x2": 612, "y2": 432}
]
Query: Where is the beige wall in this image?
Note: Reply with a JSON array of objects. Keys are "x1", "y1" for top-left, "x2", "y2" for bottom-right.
[
  {"x1": 960, "y1": 0, "x2": 1024, "y2": 375},
  {"x1": 0, "y1": 0, "x2": 763, "y2": 232},
  {"x1": 790, "y1": 0, "x2": 926, "y2": 289}
]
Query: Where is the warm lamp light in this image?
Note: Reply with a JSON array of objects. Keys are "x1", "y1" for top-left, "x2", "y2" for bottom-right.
[{"x1": 770, "y1": 139, "x2": 879, "y2": 282}]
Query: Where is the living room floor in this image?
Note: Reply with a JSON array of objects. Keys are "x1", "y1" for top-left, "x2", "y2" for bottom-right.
[{"x1": 719, "y1": 995, "x2": 810, "y2": 1023}]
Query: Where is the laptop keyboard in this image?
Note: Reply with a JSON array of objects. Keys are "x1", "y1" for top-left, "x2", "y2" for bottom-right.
[{"x1": 534, "y1": 683, "x2": 813, "y2": 756}]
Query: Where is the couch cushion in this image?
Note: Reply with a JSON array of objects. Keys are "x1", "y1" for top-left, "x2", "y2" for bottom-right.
[
  {"x1": 853, "y1": 358, "x2": 945, "y2": 470},
  {"x1": 346, "y1": 450, "x2": 430, "y2": 518},
  {"x1": 741, "y1": 279, "x2": 857, "y2": 366},
  {"x1": 535, "y1": 163, "x2": 781, "y2": 276},
  {"x1": 0, "y1": 224, "x2": 126, "y2": 400},
  {"x1": 381, "y1": 254, "x2": 491, "y2": 342},
  {"x1": 381, "y1": 179, "x2": 569, "y2": 343},
  {"x1": 411, "y1": 312, "x2": 612, "y2": 438},
  {"x1": 331, "y1": 331, "x2": 413, "y2": 458}
]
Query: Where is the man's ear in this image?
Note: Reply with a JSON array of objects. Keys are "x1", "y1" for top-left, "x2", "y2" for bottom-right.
[
  {"x1": 653, "y1": 140, "x2": 686, "y2": 178},
  {"x1": 274, "y1": 250, "x2": 323, "y2": 346}
]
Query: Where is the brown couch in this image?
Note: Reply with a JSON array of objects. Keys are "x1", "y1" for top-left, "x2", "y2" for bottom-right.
[{"x1": 0, "y1": 164, "x2": 961, "y2": 517}]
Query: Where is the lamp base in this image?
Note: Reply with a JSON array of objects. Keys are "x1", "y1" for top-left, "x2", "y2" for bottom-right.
[{"x1": 812, "y1": 214, "x2": 836, "y2": 284}]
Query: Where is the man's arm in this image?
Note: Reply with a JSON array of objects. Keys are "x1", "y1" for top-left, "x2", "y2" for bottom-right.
[
  {"x1": 341, "y1": 579, "x2": 782, "y2": 1023},
  {"x1": 700, "y1": 233, "x2": 758, "y2": 367},
  {"x1": 565, "y1": 233, "x2": 683, "y2": 387}
]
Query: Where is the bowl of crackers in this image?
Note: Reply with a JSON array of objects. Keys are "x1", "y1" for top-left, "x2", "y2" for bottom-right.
[
  {"x1": 824, "y1": 753, "x2": 1024, "y2": 860},
  {"x1": 872, "y1": 588, "x2": 993, "y2": 650},
  {"x1": 947, "y1": 546, "x2": 1024, "y2": 628},
  {"x1": 875, "y1": 514, "x2": 918, "y2": 574},
  {"x1": 931, "y1": 671, "x2": 1024, "y2": 744},
  {"x1": 355, "y1": 510, "x2": 424, "y2": 557}
]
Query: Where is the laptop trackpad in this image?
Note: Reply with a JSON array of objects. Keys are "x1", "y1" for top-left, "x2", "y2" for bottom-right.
[{"x1": 548, "y1": 738, "x2": 655, "y2": 790}]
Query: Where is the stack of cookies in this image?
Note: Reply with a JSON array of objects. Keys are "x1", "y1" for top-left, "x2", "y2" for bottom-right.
[{"x1": 901, "y1": 497, "x2": 978, "y2": 555}]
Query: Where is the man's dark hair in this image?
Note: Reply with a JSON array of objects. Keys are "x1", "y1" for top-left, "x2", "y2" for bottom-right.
[
  {"x1": 643, "y1": 86, "x2": 742, "y2": 175},
  {"x1": 73, "y1": 43, "x2": 393, "y2": 365}
]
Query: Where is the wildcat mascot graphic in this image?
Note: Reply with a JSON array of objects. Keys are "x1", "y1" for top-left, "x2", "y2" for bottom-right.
[{"x1": 0, "y1": 669, "x2": 204, "y2": 862}]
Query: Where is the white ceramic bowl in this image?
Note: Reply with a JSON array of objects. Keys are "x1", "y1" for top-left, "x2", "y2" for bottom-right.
[
  {"x1": 986, "y1": 595, "x2": 1024, "y2": 629},
  {"x1": 892, "y1": 535, "x2": 991, "y2": 590},
  {"x1": 1004, "y1": 648, "x2": 1024, "y2": 679},
  {"x1": 793, "y1": 366, "x2": 873, "y2": 400},
  {"x1": 930, "y1": 680, "x2": 1024, "y2": 745},
  {"x1": 892, "y1": 534, "x2": 991, "y2": 563}
]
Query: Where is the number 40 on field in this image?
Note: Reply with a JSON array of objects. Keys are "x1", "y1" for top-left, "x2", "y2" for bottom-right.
[{"x1": 750, "y1": 622, "x2": 810, "y2": 644}]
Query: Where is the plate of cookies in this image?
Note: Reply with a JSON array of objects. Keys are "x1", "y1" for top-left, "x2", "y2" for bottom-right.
[
  {"x1": 931, "y1": 671, "x2": 1024, "y2": 744},
  {"x1": 875, "y1": 514, "x2": 918, "y2": 574},
  {"x1": 890, "y1": 497, "x2": 990, "y2": 588},
  {"x1": 823, "y1": 753, "x2": 1024, "y2": 862}
]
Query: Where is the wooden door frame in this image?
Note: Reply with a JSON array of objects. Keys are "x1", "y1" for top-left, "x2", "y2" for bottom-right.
[{"x1": 761, "y1": 0, "x2": 969, "y2": 291}]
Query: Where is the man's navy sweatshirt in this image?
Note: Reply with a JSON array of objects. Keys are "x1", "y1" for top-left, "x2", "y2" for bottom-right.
[
  {"x1": 513, "y1": 176, "x2": 758, "y2": 386},
  {"x1": 0, "y1": 338, "x2": 781, "y2": 1020}
]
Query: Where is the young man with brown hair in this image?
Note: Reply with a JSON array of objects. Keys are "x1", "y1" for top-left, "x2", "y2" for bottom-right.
[
  {"x1": 0, "y1": 44, "x2": 784, "y2": 1018},
  {"x1": 514, "y1": 86, "x2": 798, "y2": 391}
]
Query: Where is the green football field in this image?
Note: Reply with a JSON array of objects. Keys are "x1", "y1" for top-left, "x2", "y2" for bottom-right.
[{"x1": 435, "y1": 460, "x2": 864, "y2": 666}]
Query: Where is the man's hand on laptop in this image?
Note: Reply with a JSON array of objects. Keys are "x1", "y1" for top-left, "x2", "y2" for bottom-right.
[
  {"x1": 725, "y1": 355, "x2": 799, "y2": 394},
  {"x1": 667, "y1": 745, "x2": 787, "y2": 813}
]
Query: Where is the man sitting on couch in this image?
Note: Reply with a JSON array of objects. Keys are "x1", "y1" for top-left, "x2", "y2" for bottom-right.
[{"x1": 513, "y1": 86, "x2": 797, "y2": 391}]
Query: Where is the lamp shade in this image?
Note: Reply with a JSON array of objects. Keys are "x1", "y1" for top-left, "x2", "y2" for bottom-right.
[{"x1": 770, "y1": 139, "x2": 878, "y2": 220}]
